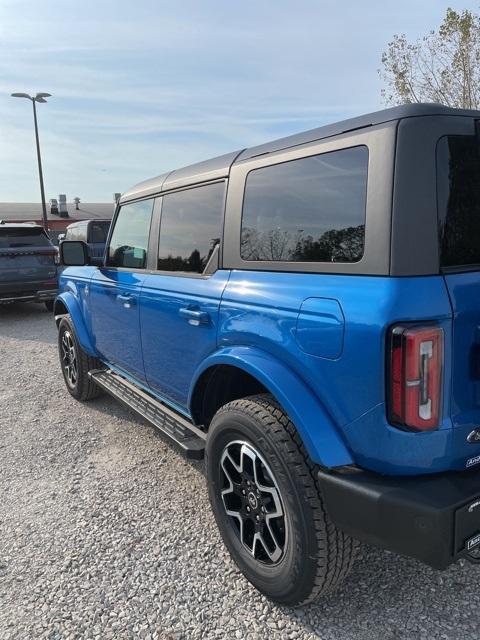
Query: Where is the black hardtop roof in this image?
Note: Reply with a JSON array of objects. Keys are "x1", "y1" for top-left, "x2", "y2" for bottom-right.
[
  {"x1": 238, "y1": 102, "x2": 480, "y2": 160},
  {"x1": 120, "y1": 151, "x2": 241, "y2": 203},
  {"x1": 120, "y1": 103, "x2": 480, "y2": 203}
]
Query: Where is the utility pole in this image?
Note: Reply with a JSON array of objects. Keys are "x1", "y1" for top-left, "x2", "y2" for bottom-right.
[{"x1": 11, "y1": 92, "x2": 52, "y2": 234}]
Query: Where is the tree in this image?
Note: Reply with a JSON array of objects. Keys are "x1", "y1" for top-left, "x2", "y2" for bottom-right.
[
  {"x1": 292, "y1": 225, "x2": 365, "y2": 263},
  {"x1": 380, "y1": 8, "x2": 480, "y2": 109},
  {"x1": 241, "y1": 227, "x2": 299, "y2": 261}
]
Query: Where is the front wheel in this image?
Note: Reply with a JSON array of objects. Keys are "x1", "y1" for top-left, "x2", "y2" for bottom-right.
[
  {"x1": 205, "y1": 394, "x2": 357, "y2": 606},
  {"x1": 58, "y1": 315, "x2": 103, "y2": 401}
]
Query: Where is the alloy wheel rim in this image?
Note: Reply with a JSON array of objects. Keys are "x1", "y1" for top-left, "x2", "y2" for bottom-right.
[
  {"x1": 61, "y1": 330, "x2": 78, "y2": 388},
  {"x1": 219, "y1": 440, "x2": 287, "y2": 565}
]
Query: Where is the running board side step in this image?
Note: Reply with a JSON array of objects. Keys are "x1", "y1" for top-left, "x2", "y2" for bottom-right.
[{"x1": 88, "y1": 369, "x2": 206, "y2": 459}]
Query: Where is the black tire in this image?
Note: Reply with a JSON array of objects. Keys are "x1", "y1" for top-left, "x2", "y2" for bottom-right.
[
  {"x1": 45, "y1": 300, "x2": 54, "y2": 312},
  {"x1": 205, "y1": 394, "x2": 357, "y2": 606},
  {"x1": 58, "y1": 315, "x2": 103, "y2": 401}
]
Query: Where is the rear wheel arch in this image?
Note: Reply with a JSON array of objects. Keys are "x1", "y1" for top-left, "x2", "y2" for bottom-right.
[
  {"x1": 189, "y1": 350, "x2": 354, "y2": 468},
  {"x1": 190, "y1": 364, "x2": 268, "y2": 427}
]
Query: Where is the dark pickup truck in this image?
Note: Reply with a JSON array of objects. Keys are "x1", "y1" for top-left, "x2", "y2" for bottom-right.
[
  {"x1": 60, "y1": 219, "x2": 111, "y2": 260},
  {"x1": 0, "y1": 222, "x2": 58, "y2": 310}
]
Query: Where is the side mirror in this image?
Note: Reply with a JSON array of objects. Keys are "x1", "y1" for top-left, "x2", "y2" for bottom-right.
[{"x1": 60, "y1": 240, "x2": 89, "y2": 266}]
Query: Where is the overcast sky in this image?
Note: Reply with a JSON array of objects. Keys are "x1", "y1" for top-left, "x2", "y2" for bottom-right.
[{"x1": 0, "y1": 0, "x2": 477, "y2": 202}]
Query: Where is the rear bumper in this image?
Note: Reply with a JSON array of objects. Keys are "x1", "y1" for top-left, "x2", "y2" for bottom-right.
[{"x1": 318, "y1": 466, "x2": 480, "y2": 569}]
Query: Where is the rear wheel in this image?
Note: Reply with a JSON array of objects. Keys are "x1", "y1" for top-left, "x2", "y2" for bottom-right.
[
  {"x1": 205, "y1": 394, "x2": 357, "y2": 606},
  {"x1": 58, "y1": 315, "x2": 103, "y2": 401}
]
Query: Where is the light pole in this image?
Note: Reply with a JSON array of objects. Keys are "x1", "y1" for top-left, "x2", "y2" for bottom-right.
[{"x1": 11, "y1": 92, "x2": 52, "y2": 234}]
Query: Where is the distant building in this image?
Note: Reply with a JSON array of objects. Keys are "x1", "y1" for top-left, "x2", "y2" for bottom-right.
[{"x1": 0, "y1": 202, "x2": 115, "y2": 242}]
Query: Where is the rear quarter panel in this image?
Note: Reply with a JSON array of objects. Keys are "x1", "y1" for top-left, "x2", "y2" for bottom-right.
[{"x1": 219, "y1": 271, "x2": 456, "y2": 474}]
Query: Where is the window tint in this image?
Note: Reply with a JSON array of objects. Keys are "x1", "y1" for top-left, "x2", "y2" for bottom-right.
[
  {"x1": 0, "y1": 227, "x2": 51, "y2": 249},
  {"x1": 89, "y1": 221, "x2": 110, "y2": 244},
  {"x1": 437, "y1": 134, "x2": 480, "y2": 268},
  {"x1": 107, "y1": 199, "x2": 154, "y2": 269},
  {"x1": 241, "y1": 146, "x2": 368, "y2": 263},
  {"x1": 157, "y1": 182, "x2": 225, "y2": 273}
]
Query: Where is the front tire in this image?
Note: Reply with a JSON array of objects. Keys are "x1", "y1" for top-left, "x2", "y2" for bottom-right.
[
  {"x1": 205, "y1": 394, "x2": 357, "y2": 606},
  {"x1": 58, "y1": 315, "x2": 102, "y2": 401}
]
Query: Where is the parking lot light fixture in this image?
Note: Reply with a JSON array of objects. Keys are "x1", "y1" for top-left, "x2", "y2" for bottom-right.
[{"x1": 11, "y1": 92, "x2": 52, "y2": 234}]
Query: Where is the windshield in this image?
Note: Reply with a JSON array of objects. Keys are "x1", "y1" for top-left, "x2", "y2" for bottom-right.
[
  {"x1": 0, "y1": 227, "x2": 51, "y2": 249},
  {"x1": 437, "y1": 130, "x2": 480, "y2": 268}
]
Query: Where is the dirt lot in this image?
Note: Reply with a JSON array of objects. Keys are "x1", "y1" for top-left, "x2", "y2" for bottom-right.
[{"x1": 1, "y1": 303, "x2": 479, "y2": 640}]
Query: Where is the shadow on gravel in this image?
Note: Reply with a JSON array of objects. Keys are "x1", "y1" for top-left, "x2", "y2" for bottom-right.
[
  {"x1": 85, "y1": 393, "x2": 206, "y2": 465},
  {"x1": 0, "y1": 302, "x2": 56, "y2": 344},
  {"x1": 86, "y1": 393, "x2": 163, "y2": 430},
  {"x1": 282, "y1": 542, "x2": 479, "y2": 638}
]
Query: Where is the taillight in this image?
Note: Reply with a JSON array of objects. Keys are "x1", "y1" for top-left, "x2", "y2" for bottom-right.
[{"x1": 388, "y1": 324, "x2": 443, "y2": 431}]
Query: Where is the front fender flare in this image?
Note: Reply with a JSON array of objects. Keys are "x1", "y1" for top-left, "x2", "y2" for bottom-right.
[
  {"x1": 189, "y1": 347, "x2": 353, "y2": 468},
  {"x1": 54, "y1": 291, "x2": 97, "y2": 356}
]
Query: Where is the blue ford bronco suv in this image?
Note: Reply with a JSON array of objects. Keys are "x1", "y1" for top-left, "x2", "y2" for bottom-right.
[{"x1": 55, "y1": 104, "x2": 480, "y2": 606}]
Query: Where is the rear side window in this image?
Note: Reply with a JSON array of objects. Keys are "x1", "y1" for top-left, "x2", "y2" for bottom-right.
[
  {"x1": 157, "y1": 182, "x2": 225, "y2": 273},
  {"x1": 89, "y1": 221, "x2": 110, "y2": 244},
  {"x1": 107, "y1": 199, "x2": 154, "y2": 269},
  {"x1": 437, "y1": 134, "x2": 480, "y2": 268},
  {"x1": 0, "y1": 227, "x2": 51, "y2": 249},
  {"x1": 240, "y1": 146, "x2": 368, "y2": 263}
]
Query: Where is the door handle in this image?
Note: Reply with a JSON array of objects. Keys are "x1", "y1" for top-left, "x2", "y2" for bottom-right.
[
  {"x1": 117, "y1": 293, "x2": 136, "y2": 308},
  {"x1": 179, "y1": 307, "x2": 210, "y2": 326}
]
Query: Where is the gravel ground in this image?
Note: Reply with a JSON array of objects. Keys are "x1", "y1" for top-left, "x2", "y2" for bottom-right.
[{"x1": 1, "y1": 304, "x2": 480, "y2": 640}]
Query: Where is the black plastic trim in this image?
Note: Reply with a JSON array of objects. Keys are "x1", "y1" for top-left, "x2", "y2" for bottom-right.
[
  {"x1": 391, "y1": 115, "x2": 476, "y2": 276},
  {"x1": 318, "y1": 466, "x2": 480, "y2": 569}
]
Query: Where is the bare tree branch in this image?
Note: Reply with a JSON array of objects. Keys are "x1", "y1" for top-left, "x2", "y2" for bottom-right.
[{"x1": 379, "y1": 8, "x2": 480, "y2": 109}]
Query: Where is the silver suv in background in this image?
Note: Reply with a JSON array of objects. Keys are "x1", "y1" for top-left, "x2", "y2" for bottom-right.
[{"x1": 0, "y1": 222, "x2": 58, "y2": 311}]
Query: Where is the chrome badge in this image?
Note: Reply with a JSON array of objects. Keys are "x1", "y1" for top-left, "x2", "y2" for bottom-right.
[
  {"x1": 467, "y1": 428, "x2": 480, "y2": 444},
  {"x1": 466, "y1": 455, "x2": 480, "y2": 468},
  {"x1": 467, "y1": 533, "x2": 480, "y2": 552},
  {"x1": 468, "y1": 500, "x2": 480, "y2": 513}
]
